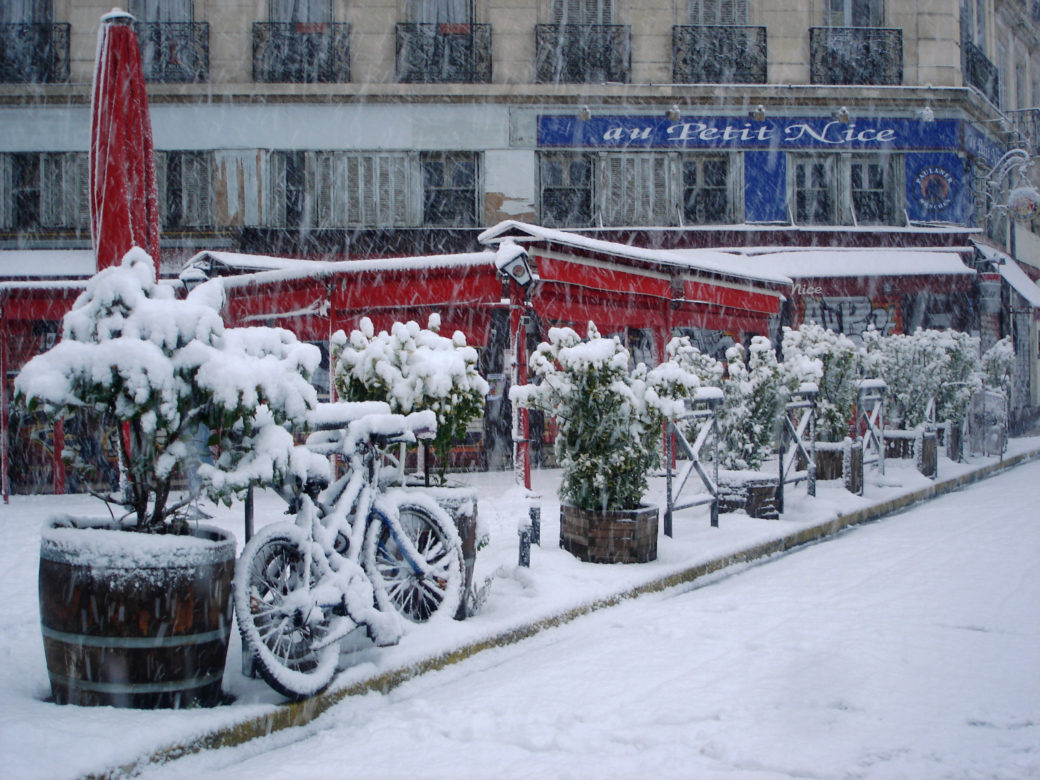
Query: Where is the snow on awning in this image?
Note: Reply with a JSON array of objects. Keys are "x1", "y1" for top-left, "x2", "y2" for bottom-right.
[
  {"x1": 973, "y1": 243, "x2": 1040, "y2": 309},
  {"x1": 0, "y1": 250, "x2": 96, "y2": 279},
  {"x1": 479, "y1": 220, "x2": 791, "y2": 287},
  {"x1": 741, "y1": 249, "x2": 975, "y2": 279}
]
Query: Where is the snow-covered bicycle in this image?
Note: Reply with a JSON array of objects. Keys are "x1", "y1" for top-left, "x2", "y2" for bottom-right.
[{"x1": 234, "y1": 401, "x2": 465, "y2": 700}]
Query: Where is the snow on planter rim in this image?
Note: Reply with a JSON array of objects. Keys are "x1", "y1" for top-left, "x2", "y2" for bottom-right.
[{"x1": 40, "y1": 516, "x2": 235, "y2": 569}]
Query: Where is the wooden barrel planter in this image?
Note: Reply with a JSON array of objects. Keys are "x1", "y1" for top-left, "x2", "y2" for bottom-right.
[
  {"x1": 38, "y1": 517, "x2": 235, "y2": 708},
  {"x1": 560, "y1": 504, "x2": 658, "y2": 564},
  {"x1": 718, "y1": 474, "x2": 780, "y2": 519},
  {"x1": 404, "y1": 485, "x2": 480, "y2": 619}
]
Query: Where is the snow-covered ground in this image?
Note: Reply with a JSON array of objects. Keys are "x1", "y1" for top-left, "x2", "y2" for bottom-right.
[
  {"x1": 1, "y1": 441, "x2": 1038, "y2": 779},
  {"x1": 140, "y1": 455, "x2": 1040, "y2": 780}
]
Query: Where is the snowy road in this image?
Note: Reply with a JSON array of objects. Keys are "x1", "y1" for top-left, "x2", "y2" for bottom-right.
[{"x1": 140, "y1": 461, "x2": 1039, "y2": 779}]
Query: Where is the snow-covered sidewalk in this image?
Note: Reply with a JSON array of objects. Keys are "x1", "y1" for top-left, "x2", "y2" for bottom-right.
[{"x1": 2, "y1": 439, "x2": 1038, "y2": 779}]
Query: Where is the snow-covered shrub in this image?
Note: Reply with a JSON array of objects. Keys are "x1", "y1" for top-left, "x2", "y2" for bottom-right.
[
  {"x1": 512, "y1": 322, "x2": 695, "y2": 512},
  {"x1": 934, "y1": 330, "x2": 982, "y2": 424},
  {"x1": 14, "y1": 250, "x2": 323, "y2": 531},
  {"x1": 864, "y1": 327, "x2": 987, "y2": 429},
  {"x1": 781, "y1": 322, "x2": 859, "y2": 442},
  {"x1": 717, "y1": 338, "x2": 785, "y2": 471},
  {"x1": 665, "y1": 334, "x2": 784, "y2": 470},
  {"x1": 981, "y1": 336, "x2": 1014, "y2": 397},
  {"x1": 861, "y1": 327, "x2": 939, "y2": 429},
  {"x1": 332, "y1": 314, "x2": 489, "y2": 480}
]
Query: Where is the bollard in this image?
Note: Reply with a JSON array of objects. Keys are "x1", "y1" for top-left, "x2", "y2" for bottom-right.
[
  {"x1": 518, "y1": 525, "x2": 531, "y2": 567},
  {"x1": 528, "y1": 505, "x2": 541, "y2": 546}
]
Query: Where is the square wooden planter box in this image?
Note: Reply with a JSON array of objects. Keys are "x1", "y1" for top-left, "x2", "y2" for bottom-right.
[{"x1": 559, "y1": 504, "x2": 658, "y2": 564}]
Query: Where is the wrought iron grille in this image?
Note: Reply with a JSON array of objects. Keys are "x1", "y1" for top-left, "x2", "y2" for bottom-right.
[
  {"x1": 535, "y1": 24, "x2": 630, "y2": 84},
  {"x1": 135, "y1": 23, "x2": 209, "y2": 83},
  {"x1": 809, "y1": 27, "x2": 902, "y2": 86},
  {"x1": 252, "y1": 22, "x2": 350, "y2": 83},
  {"x1": 0, "y1": 24, "x2": 70, "y2": 83},
  {"x1": 396, "y1": 23, "x2": 491, "y2": 83},
  {"x1": 963, "y1": 40, "x2": 999, "y2": 107},
  {"x1": 672, "y1": 25, "x2": 766, "y2": 84}
]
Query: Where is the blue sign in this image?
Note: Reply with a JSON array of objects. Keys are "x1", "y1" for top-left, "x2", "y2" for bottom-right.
[
  {"x1": 538, "y1": 115, "x2": 961, "y2": 151},
  {"x1": 904, "y1": 153, "x2": 971, "y2": 224}
]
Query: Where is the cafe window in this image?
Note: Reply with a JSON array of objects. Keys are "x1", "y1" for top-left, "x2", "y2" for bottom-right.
[
  {"x1": 158, "y1": 150, "x2": 212, "y2": 228},
  {"x1": 790, "y1": 153, "x2": 901, "y2": 226},
  {"x1": 0, "y1": 151, "x2": 87, "y2": 230}
]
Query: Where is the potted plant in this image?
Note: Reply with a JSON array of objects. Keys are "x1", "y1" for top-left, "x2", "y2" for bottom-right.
[
  {"x1": 512, "y1": 322, "x2": 694, "y2": 563},
  {"x1": 781, "y1": 322, "x2": 860, "y2": 480},
  {"x1": 15, "y1": 250, "x2": 323, "y2": 707}
]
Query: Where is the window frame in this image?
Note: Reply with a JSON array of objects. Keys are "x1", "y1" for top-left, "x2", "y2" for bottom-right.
[{"x1": 789, "y1": 152, "x2": 903, "y2": 227}]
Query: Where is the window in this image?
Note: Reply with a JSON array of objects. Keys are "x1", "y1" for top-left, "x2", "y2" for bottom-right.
[
  {"x1": 790, "y1": 153, "x2": 900, "y2": 226},
  {"x1": 849, "y1": 156, "x2": 893, "y2": 225},
  {"x1": 551, "y1": 0, "x2": 613, "y2": 25},
  {"x1": 688, "y1": 0, "x2": 748, "y2": 25},
  {"x1": 128, "y1": 0, "x2": 192, "y2": 22},
  {"x1": 407, "y1": 0, "x2": 472, "y2": 24},
  {"x1": 683, "y1": 156, "x2": 730, "y2": 224},
  {"x1": 265, "y1": 151, "x2": 468, "y2": 229},
  {"x1": 0, "y1": 0, "x2": 53, "y2": 24},
  {"x1": 270, "y1": 0, "x2": 331, "y2": 23},
  {"x1": 825, "y1": 0, "x2": 883, "y2": 27},
  {"x1": 538, "y1": 151, "x2": 737, "y2": 228},
  {"x1": 540, "y1": 152, "x2": 593, "y2": 227},
  {"x1": 793, "y1": 157, "x2": 836, "y2": 224},
  {"x1": 0, "y1": 152, "x2": 87, "y2": 230},
  {"x1": 422, "y1": 152, "x2": 479, "y2": 227},
  {"x1": 601, "y1": 153, "x2": 674, "y2": 226},
  {"x1": 158, "y1": 151, "x2": 212, "y2": 228}
]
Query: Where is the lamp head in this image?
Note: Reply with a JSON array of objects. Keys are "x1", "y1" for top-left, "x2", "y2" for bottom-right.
[{"x1": 495, "y1": 240, "x2": 536, "y2": 289}]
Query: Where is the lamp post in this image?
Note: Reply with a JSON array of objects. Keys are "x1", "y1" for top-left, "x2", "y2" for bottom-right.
[{"x1": 495, "y1": 240, "x2": 538, "y2": 491}]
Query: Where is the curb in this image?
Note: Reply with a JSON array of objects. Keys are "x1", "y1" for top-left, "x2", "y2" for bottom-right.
[{"x1": 90, "y1": 446, "x2": 1040, "y2": 779}]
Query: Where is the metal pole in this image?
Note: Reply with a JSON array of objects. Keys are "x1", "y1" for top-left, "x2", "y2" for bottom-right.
[{"x1": 664, "y1": 422, "x2": 673, "y2": 538}]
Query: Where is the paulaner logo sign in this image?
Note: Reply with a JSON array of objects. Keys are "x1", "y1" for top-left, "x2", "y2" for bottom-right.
[
  {"x1": 538, "y1": 115, "x2": 961, "y2": 151},
  {"x1": 913, "y1": 166, "x2": 955, "y2": 211}
]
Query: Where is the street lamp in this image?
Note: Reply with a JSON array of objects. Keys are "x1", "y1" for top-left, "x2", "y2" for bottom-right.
[{"x1": 495, "y1": 240, "x2": 538, "y2": 490}]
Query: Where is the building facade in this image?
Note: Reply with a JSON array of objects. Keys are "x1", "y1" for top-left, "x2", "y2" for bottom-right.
[{"x1": 2, "y1": 1, "x2": 1040, "y2": 425}]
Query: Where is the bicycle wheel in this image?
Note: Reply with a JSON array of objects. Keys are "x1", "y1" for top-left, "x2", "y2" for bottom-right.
[
  {"x1": 365, "y1": 502, "x2": 464, "y2": 623},
  {"x1": 234, "y1": 524, "x2": 341, "y2": 700}
]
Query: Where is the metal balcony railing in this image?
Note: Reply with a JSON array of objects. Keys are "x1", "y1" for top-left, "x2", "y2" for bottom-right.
[
  {"x1": 810, "y1": 27, "x2": 902, "y2": 86},
  {"x1": 535, "y1": 24, "x2": 630, "y2": 84},
  {"x1": 672, "y1": 25, "x2": 766, "y2": 84},
  {"x1": 396, "y1": 23, "x2": 491, "y2": 83},
  {"x1": 0, "y1": 23, "x2": 70, "y2": 83},
  {"x1": 252, "y1": 22, "x2": 350, "y2": 83},
  {"x1": 135, "y1": 22, "x2": 209, "y2": 83},
  {"x1": 1008, "y1": 109, "x2": 1040, "y2": 155},
  {"x1": 963, "y1": 40, "x2": 1000, "y2": 107}
]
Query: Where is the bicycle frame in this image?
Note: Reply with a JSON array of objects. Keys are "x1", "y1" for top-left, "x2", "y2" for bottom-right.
[{"x1": 234, "y1": 401, "x2": 465, "y2": 700}]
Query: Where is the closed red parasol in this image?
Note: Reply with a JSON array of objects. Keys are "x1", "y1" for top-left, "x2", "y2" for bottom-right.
[{"x1": 90, "y1": 8, "x2": 160, "y2": 274}]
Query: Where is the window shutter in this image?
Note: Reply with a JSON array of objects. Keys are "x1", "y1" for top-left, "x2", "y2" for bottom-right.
[
  {"x1": 267, "y1": 150, "x2": 287, "y2": 227},
  {"x1": 73, "y1": 153, "x2": 89, "y2": 229},
  {"x1": 214, "y1": 149, "x2": 264, "y2": 226},
  {"x1": 0, "y1": 155, "x2": 10, "y2": 229},
  {"x1": 40, "y1": 154, "x2": 61, "y2": 226},
  {"x1": 181, "y1": 153, "x2": 211, "y2": 227},
  {"x1": 601, "y1": 153, "x2": 674, "y2": 226}
]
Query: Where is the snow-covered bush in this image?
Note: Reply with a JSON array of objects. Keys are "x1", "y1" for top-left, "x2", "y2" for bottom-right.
[
  {"x1": 934, "y1": 330, "x2": 982, "y2": 424},
  {"x1": 717, "y1": 338, "x2": 785, "y2": 471},
  {"x1": 863, "y1": 327, "x2": 988, "y2": 429},
  {"x1": 512, "y1": 322, "x2": 694, "y2": 512},
  {"x1": 665, "y1": 334, "x2": 784, "y2": 470},
  {"x1": 781, "y1": 322, "x2": 859, "y2": 442},
  {"x1": 332, "y1": 315, "x2": 489, "y2": 480},
  {"x1": 981, "y1": 336, "x2": 1014, "y2": 397},
  {"x1": 14, "y1": 250, "x2": 323, "y2": 531},
  {"x1": 861, "y1": 327, "x2": 940, "y2": 429}
]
